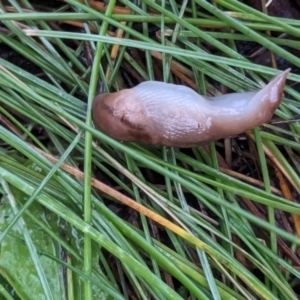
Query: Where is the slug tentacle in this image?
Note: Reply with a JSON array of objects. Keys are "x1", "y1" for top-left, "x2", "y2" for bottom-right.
[{"x1": 92, "y1": 69, "x2": 290, "y2": 148}]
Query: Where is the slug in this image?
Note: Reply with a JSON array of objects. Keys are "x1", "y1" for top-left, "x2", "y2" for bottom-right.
[{"x1": 92, "y1": 69, "x2": 290, "y2": 148}]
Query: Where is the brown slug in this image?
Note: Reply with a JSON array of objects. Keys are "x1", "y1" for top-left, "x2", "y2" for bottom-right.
[{"x1": 92, "y1": 69, "x2": 290, "y2": 148}]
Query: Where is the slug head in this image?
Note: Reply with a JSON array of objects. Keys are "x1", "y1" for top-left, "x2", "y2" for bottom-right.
[{"x1": 92, "y1": 89, "x2": 158, "y2": 144}]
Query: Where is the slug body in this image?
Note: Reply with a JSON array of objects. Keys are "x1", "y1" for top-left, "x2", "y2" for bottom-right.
[{"x1": 92, "y1": 70, "x2": 289, "y2": 148}]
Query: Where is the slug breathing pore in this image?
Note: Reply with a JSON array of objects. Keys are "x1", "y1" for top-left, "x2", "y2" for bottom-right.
[{"x1": 92, "y1": 69, "x2": 290, "y2": 148}]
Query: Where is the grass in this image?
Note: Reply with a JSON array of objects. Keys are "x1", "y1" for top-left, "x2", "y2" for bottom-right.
[{"x1": 0, "y1": 0, "x2": 300, "y2": 299}]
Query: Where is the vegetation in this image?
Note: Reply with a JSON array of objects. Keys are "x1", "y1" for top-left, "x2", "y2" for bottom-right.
[{"x1": 0, "y1": 0, "x2": 299, "y2": 299}]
